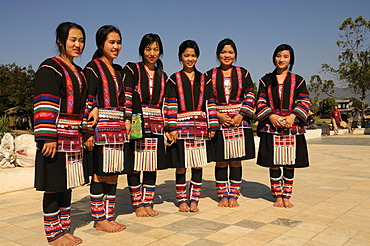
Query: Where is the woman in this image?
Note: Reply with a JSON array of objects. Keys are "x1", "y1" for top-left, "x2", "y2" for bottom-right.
[
  {"x1": 34, "y1": 22, "x2": 93, "y2": 245},
  {"x1": 123, "y1": 33, "x2": 167, "y2": 217},
  {"x1": 206, "y1": 38, "x2": 255, "y2": 208},
  {"x1": 84, "y1": 25, "x2": 130, "y2": 232},
  {"x1": 256, "y1": 44, "x2": 310, "y2": 208},
  {"x1": 164, "y1": 40, "x2": 218, "y2": 212}
]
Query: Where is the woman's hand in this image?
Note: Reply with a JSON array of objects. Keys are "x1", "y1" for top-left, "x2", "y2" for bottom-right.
[
  {"x1": 165, "y1": 130, "x2": 178, "y2": 146},
  {"x1": 88, "y1": 107, "x2": 99, "y2": 127},
  {"x1": 125, "y1": 120, "x2": 131, "y2": 136},
  {"x1": 231, "y1": 114, "x2": 243, "y2": 127},
  {"x1": 217, "y1": 112, "x2": 232, "y2": 128},
  {"x1": 208, "y1": 131, "x2": 216, "y2": 138},
  {"x1": 269, "y1": 114, "x2": 284, "y2": 128},
  {"x1": 42, "y1": 141, "x2": 57, "y2": 158},
  {"x1": 83, "y1": 134, "x2": 94, "y2": 151},
  {"x1": 284, "y1": 114, "x2": 296, "y2": 128}
]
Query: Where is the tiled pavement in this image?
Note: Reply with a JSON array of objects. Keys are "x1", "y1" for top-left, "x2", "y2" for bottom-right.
[{"x1": 1, "y1": 135, "x2": 370, "y2": 245}]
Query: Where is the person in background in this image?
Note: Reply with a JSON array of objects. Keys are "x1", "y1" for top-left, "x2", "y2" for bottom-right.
[{"x1": 331, "y1": 105, "x2": 342, "y2": 135}]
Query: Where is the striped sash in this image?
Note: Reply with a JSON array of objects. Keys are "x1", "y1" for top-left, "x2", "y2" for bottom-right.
[{"x1": 273, "y1": 135, "x2": 296, "y2": 165}]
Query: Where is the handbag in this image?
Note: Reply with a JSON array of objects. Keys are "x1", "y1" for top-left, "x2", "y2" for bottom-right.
[{"x1": 130, "y1": 113, "x2": 143, "y2": 139}]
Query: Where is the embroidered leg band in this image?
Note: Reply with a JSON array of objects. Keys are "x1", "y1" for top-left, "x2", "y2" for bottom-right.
[
  {"x1": 282, "y1": 176, "x2": 294, "y2": 199},
  {"x1": 189, "y1": 180, "x2": 202, "y2": 204},
  {"x1": 176, "y1": 172, "x2": 187, "y2": 204},
  {"x1": 43, "y1": 193, "x2": 63, "y2": 242},
  {"x1": 90, "y1": 182, "x2": 105, "y2": 221},
  {"x1": 216, "y1": 181, "x2": 229, "y2": 200},
  {"x1": 58, "y1": 190, "x2": 72, "y2": 233},
  {"x1": 270, "y1": 168, "x2": 282, "y2": 198},
  {"x1": 104, "y1": 183, "x2": 117, "y2": 221},
  {"x1": 142, "y1": 184, "x2": 156, "y2": 207},
  {"x1": 127, "y1": 172, "x2": 144, "y2": 209}
]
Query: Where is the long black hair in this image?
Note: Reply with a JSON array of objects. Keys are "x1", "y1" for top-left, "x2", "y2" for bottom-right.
[
  {"x1": 216, "y1": 38, "x2": 237, "y2": 61},
  {"x1": 273, "y1": 44, "x2": 295, "y2": 71},
  {"x1": 92, "y1": 25, "x2": 122, "y2": 59},
  {"x1": 139, "y1": 33, "x2": 164, "y2": 76},
  {"x1": 56, "y1": 22, "x2": 86, "y2": 55}
]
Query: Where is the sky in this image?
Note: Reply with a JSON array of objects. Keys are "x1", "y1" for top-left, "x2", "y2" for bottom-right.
[{"x1": 0, "y1": 0, "x2": 369, "y2": 85}]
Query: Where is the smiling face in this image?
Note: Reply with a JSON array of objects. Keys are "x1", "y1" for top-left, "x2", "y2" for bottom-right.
[
  {"x1": 143, "y1": 41, "x2": 160, "y2": 66},
  {"x1": 274, "y1": 50, "x2": 291, "y2": 71},
  {"x1": 181, "y1": 48, "x2": 198, "y2": 71},
  {"x1": 218, "y1": 45, "x2": 235, "y2": 67},
  {"x1": 102, "y1": 31, "x2": 122, "y2": 61},
  {"x1": 61, "y1": 27, "x2": 84, "y2": 59}
]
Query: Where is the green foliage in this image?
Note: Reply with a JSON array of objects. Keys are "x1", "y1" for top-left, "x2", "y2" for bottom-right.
[
  {"x1": 0, "y1": 115, "x2": 10, "y2": 132},
  {"x1": 0, "y1": 63, "x2": 35, "y2": 114},
  {"x1": 308, "y1": 74, "x2": 335, "y2": 113},
  {"x1": 310, "y1": 16, "x2": 369, "y2": 123},
  {"x1": 319, "y1": 97, "x2": 336, "y2": 115}
]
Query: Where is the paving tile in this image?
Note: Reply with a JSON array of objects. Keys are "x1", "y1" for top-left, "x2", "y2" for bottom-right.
[
  {"x1": 162, "y1": 217, "x2": 228, "y2": 237},
  {"x1": 312, "y1": 232, "x2": 351, "y2": 245},
  {"x1": 270, "y1": 218, "x2": 302, "y2": 228},
  {"x1": 1, "y1": 135, "x2": 370, "y2": 245},
  {"x1": 234, "y1": 219, "x2": 265, "y2": 229}
]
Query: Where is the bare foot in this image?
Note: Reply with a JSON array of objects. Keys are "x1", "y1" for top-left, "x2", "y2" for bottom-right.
[
  {"x1": 189, "y1": 203, "x2": 199, "y2": 212},
  {"x1": 49, "y1": 234, "x2": 76, "y2": 246},
  {"x1": 110, "y1": 220, "x2": 126, "y2": 230},
  {"x1": 228, "y1": 199, "x2": 240, "y2": 208},
  {"x1": 273, "y1": 197, "x2": 284, "y2": 208},
  {"x1": 178, "y1": 203, "x2": 189, "y2": 212},
  {"x1": 145, "y1": 206, "x2": 159, "y2": 217},
  {"x1": 64, "y1": 233, "x2": 82, "y2": 244},
  {"x1": 283, "y1": 198, "x2": 294, "y2": 208},
  {"x1": 94, "y1": 220, "x2": 123, "y2": 233},
  {"x1": 217, "y1": 199, "x2": 229, "y2": 208},
  {"x1": 135, "y1": 207, "x2": 150, "y2": 217}
]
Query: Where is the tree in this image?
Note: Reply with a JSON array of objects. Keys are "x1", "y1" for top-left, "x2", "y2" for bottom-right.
[
  {"x1": 309, "y1": 16, "x2": 370, "y2": 125},
  {"x1": 0, "y1": 63, "x2": 35, "y2": 129},
  {"x1": 319, "y1": 97, "x2": 336, "y2": 115},
  {"x1": 309, "y1": 75, "x2": 335, "y2": 113}
]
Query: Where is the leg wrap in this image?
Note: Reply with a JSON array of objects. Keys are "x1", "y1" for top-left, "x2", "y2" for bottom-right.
[
  {"x1": 270, "y1": 177, "x2": 283, "y2": 198},
  {"x1": 216, "y1": 181, "x2": 229, "y2": 200},
  {"x1": 189, "y1": 180, "x2": 202, "y2": 204},
  {"x1": 59, "y1": 207, "x2": 71, "y2": 233},
  {"x1": 229, "y1": 180, "x2": 242, "y2": 200},
  {"x1": 44, "y1": 210, "x2": 64, "y2": 242},
  {"x1": 176, "y1": 183, "x2": 188, "y2": 205},
  {"x1": 282, "y1": 177, "x2": 294, "y2": 199},
  {"x1": 105, "y1": 195, "x2": 116, "y2": 221},
  {"x1": 90, "y1": 182, "x2": 105, "y2": 221},
  {"x1": 142, "y1": 184, "x2": 156, "y2": 207},
  {"x1": 270, "y1": 168, "x2": 282, "y2": 198},
  {"x1": 129, "y1": 184, "x2": 143, "y2": 209},
  {"x1": 104, "y1": 183, "x2": 117, "y2": 221},
  {"x1": 43, "y1": 192, "x2": 64, "y2": 242},
  {"x1": 215, "y1": 166, "x2": 228, "y2": 181},
  {"x1": 176, "y1": 172, "x2": 187, "y2": 204}
]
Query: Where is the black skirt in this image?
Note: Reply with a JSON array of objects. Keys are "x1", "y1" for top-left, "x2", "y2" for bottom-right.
[
  {"x1": 207, "y1": 128, "x2": 255, "y2": 162},
  {"x1": 34, "y1": 142, "x2": 87, "y2": 192},
  {"x1": 256, "y1": 133, "x2": 309, "y2": 168},
  {"x1": 85, "y1": 142, "x2": 135, "y2": 176}
]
